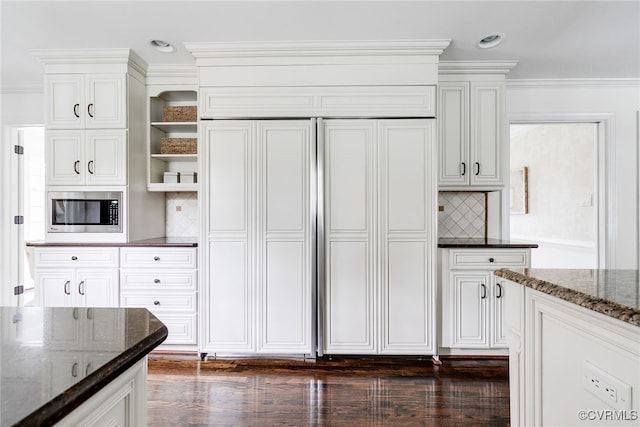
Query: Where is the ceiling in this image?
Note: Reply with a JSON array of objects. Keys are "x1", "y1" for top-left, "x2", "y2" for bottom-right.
[{"x1": 1, "y1": 0, "x2": 639, "y2": 90}]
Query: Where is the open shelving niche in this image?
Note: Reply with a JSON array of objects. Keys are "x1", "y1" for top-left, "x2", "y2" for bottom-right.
[{"x1": 148, "y1": 90, "x2": 198, "y2": 191}]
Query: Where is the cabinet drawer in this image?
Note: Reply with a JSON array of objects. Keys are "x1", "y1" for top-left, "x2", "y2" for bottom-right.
[
  {"x1": 120, "y1": 248, "x2": 197, "y2": 269},
  {"x1": 120, "y1": 292, "x2": 196, "y2": 312},
  {"x1": 120, "y1": 271, "x2": 197, "y2": 291},
  {"x1": 151, "y1": 313, "x2": 197, "y2": 345},
  {"x1": 35, "y1": 247, "x2": 119, "y2": 268},
  {"x1": 449, "y1": 249, "x2": 529, "y2": 269}
]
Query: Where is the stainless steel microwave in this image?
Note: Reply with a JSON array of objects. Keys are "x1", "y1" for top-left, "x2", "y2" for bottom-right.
[{"x1": 47, "y1": 191, "x2": 122, "y2": 233}]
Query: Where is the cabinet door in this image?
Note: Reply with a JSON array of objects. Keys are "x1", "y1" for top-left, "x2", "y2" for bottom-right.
[
  {"x1": 491, "y1": 277, "x2": 508, "y2": 347},
  {"x1": 203, "y1": 121, "x2": 255, "y2": 352},
  {"x1": 85, "y1": 74, "x2": 127, "y2": 128},
  {"x1": 85, "y1": 130, "x2": 126, "y2": 185},
  {"x1": 77, "y1": 269, "x2": 119, "y2": 308},
  {"x1": 46, "y1": 130, "x2": 84, "y2": 185},
  {"x1": 257, "y1": 121, "x2": 313, "y2": 353},
  {"x1": 451, "y1": 272, "x2": 490, "y2": 348},
  {"x1": 438, "y1": 83, "x2": 469, "y2": 186},
  {"x1": 379, "y1": 119, "x2": 436, "y2": 354},
  {"x1": 323, "y1": 120, "x2": 376, "y2": 354},
  {"x1": 470, "y1": 82, "x2": 504, "y2": 186},
  {"x1": 45, "y1": 74, "x2": 84, "y2": 129},
  {"x1": 37, "y1": 269, "x2": 75, "y2": 307}
]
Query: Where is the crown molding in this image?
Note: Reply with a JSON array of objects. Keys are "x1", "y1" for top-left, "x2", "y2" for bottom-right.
[
  {"x1": 29, "y1": 48, "x2": 148, "y2": 75},
  {"x1": 185, "y1": 39, "x2": 452, "y2": 61},
  {"x1": 507, "y1": 78, "x2": 640, "y2": 88},
  {"x1": 145, "y1": 64, "x2": 198, "y2": 86},
  {"x1": 438, "y1": 60, "x2": 519, "y2": 76}
]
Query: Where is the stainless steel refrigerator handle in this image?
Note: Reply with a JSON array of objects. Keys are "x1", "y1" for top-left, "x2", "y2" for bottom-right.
[{"x1": 316, "y1": 117, "x2": 325, "y2": 357}]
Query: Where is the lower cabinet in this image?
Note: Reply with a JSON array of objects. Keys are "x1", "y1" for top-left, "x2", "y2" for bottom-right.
[
  {"x1": 34, "y1": 247, "x2": 120, "y2": 308},
  {"x1": 440, "y1": 248, "x2": 530, "y2": 355},
  {"x1": 119, "y1": 247, "x2": 198, "y2": 349}
]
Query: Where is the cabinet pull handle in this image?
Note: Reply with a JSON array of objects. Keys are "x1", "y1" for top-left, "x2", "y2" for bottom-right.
[
  {"x1": 496, "y1": 282, "x2": 503, "y2": 299},
  {"x1": 475, "y1": 162, "x2": 480, "y2": 176},
  {"x1": 71, "y1": 256, "x2": 78, "y2": 261},
  {"x1": 72, "y1": 307, "x2": 79, "y2": 320},
  {"x1": 88, "y1": 160, "x2": 94, "y2": 174},
  {"x1": 87, "y1": 308, "x2": 93, "y2": 320},
  {"x1": 488, "y1": 257, "x2": 495, "y2": 263},
  {"x1": 461, "y1": 162, "x2": 466, "y2": 176},
  {"x1": 72, "y1": 362, "x2": 78, "y2": 378},
  {"x1": 88, "y1": 103, "x2": 94, "y2": 118},
  {"x1": 85, "y1": 363, "x2": 93, "y2": 376},
  {"x1": 154, "y1": 279, "x2": 161, "y2": 284},
  {"x1": 78, "y1": 280, "x2": 85, "y2": 295},
  {"x1": 481, "y1": 284, "x2": 487, "y2": 299},
  {"x1": 153, "y1": 300, "x2": 160, "y2": 306},
  {"x1": 154, "y1": 256, "x2": 160, "y2": 261},
  {"x1": 74, "y1": 160, "x2": 80, "y2": 175},
  {"x1": 64, "y1": 280, "x2": 71, "y2": 295},
  {"x1": 73, "y1": 103, "x2": 80, "y2": 118}
]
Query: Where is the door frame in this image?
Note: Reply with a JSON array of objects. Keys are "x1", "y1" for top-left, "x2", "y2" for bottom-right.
[{"x1": 507, "y1": 113, "x2": 614, "y2": 269}]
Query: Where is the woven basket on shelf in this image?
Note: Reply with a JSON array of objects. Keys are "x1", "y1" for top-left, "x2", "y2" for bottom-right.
[
  {"x1": 160, "y1": 138, "x2": 197, "y2": 154},
  {"x1": 163, "y1": 106, "x2": 197, "y2": 122}
]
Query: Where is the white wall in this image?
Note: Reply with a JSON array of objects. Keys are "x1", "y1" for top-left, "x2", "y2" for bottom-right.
[{"x1": 507, "y1": 81, "x2": 640, "y2": 269}]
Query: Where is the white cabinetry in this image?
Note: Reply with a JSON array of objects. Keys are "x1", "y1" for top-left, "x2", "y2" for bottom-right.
[
  {"x1": 120, "y1": 247, "x2": 198, "y2": 348},
  {"x1": 34, "y1": 247, "x2": 120, "y2": 307},
  {"x1": 147, "y1": 89, "x2": 198, "y2": 191},
  {"x1": 45, "y1": 73, "x2": 126, "y2": 129},
  {"x1": 323, "y1": 119, "x2": 437, "y2": 355},
  {"x1": 438, "y1": 81, "x2": 505, "y2": 188},
  {"x1": 46, "y1": 129, "x2": 126, "y2": 185},
  {"x1": 440, "y1": 248, "x2": 530, "y2": 355},
  {"x1": 201, "y1": 120, "x2": 314, "y2": 355}
]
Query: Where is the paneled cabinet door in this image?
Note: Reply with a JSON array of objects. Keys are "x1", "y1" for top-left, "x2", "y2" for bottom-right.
[
  {"x1": 451, "y1": 272, "x2": 490, "y2": 348},
  {"x1": 46, "y1": 129, "x2": 126, "y2": 185},
  {"x1": 491, "y1": 278, "x2": 507, "y2": 347},
  {"x1": 38, "y1": 269, "x2": 119, "y2": 307},
  {"x1": 469, "y1": 82, "x2": 503, "y2": 186},
  {"x1": 45, "y1": 74, "x2": 126, "y2": 129},
  {"x1": 438, "y1": 83, "x2": 469, "y2": 186},
  {"x1": 202, "y1": 120, "x2": 314, "y2": 354},
  {"x1": 38, "y1": 269, "x2": 76, "y2": 307}
]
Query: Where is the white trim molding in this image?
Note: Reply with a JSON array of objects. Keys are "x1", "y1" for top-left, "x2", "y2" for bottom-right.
[
  {"x1": 0, "y1": 85, "x2": 44, "y2": 94},
  {"x1": 507, "y1": 112, "x2": 616, "y2": 269},
  {"x1": 439, "y1": 60, "x2": 519, "y2": 76},
  {"x1": 507, "y1": 78, "x2": 640, "y2": 88}
]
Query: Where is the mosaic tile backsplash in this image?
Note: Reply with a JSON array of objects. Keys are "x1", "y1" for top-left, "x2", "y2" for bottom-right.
[
  {"x1": 166, "y1": 192, "x2": 199, "y2": 237},
  {"x1": 438, "y1": 192, "x2": 486, "y2": 238}
]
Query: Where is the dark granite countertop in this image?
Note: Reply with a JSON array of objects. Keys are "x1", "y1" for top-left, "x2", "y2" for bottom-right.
[
  {"x1": 26, "y1": 237, "x2": 198, "y2": 247},
  {"x1": 438, "y1": 238, "x2": 539, "y2": 248},
  {"x1": 494, "y1": 268, "x2": 640, "y2": 327},
  {"x1": 1, "y1": 307, "x2": 168, "y2": 426}
]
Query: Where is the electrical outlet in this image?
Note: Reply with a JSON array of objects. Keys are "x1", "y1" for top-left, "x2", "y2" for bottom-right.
[{"x1": 583, "y1": 361, "x2": 632, "y2": 410}]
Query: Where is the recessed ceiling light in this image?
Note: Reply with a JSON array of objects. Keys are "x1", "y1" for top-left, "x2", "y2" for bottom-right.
[
  {"x1": 477, "y1": 33, "x2": 504, "y2": 49},
  {"x1": 149, "y1": 39, "x2": 176, "y2": 53}
]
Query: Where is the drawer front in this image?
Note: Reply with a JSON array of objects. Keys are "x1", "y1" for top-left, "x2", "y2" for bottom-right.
[
  {"x1": 120, "y1": 271, "x2": 197, "y2": 291},
  {"x1": 35, "y1": 247, "x2": 119, "y2": 268},
  {"x1": 449, "y1": 249, "x2": 529, "y2": 269},
  {"x1": 120, "y1": 292, "x2": 196, "y2": 312},
  {"x1": 120, "y1": 248, "x2": 197, "y2": 269},
  {"x1": 152, "y1": 313, "x2": 197, "y2": 345}
]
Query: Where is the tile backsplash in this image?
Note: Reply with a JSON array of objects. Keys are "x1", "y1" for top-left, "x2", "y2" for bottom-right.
[
  {"x1": 438, "y1": 192, "x2": 487, "y2": 238},
  {"x1": 166, "y1": 192, "x2": 198, "y2": 237}
]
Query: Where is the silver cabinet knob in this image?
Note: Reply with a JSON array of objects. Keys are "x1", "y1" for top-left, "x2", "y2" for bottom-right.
[{"x1": 154, "y1": 256, "x2": 160, "y2": 261}]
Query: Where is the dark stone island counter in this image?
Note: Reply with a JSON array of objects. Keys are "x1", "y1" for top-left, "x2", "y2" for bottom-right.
[
  {"x1": 0, "y1": 307, "x2": 167, "y2": 426},
  {"x1": 495, "y1": 268, "x2": 640, "y2": 326}
]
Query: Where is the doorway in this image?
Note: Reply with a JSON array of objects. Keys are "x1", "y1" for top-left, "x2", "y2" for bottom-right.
[
  {"x1": 509, "y1": 123, "x2": 598, "y2": 268},
  {"x1": 7, "y1": 126, "x2": 45, "y2": 305}
]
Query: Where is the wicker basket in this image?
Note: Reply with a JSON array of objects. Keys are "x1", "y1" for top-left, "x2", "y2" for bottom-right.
[
  {"x1": 160, "y1": 138, "x2": 197, "y2": 154},
  {"x1": 163, "y1": 106, "x2": 197, "y2": 122}
]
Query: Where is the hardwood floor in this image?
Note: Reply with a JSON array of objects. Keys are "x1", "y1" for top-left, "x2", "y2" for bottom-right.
[{"x1": 147, "y1": 354, "x2": 510, "y2": 426}]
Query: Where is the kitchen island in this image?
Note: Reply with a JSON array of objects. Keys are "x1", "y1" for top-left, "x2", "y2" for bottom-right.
[
  {"x1": 0, "y1": 306, "x2": 167, "y2": 426},
  {"x1": 495, "y1": 268, "x2": 639, "y2": 426}
]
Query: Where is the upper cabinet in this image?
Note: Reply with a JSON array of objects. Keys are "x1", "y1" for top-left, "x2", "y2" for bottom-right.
[
  {"x1": 45, "y1": 74, "x2": 127, "y2": 129},
  {"x1": 437, "y1": 61, "x2": 517, "y2": 189}
]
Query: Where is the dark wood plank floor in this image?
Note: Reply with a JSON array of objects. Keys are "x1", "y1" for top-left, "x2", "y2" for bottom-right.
[{"x1": 147, "y1": 354, "x2": 510, "y2": 426}]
